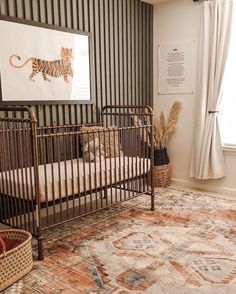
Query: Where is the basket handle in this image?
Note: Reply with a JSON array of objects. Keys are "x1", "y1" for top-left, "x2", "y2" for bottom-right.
[{"x1": 0, "y1": 236, "x2": 6, "y2": 254}]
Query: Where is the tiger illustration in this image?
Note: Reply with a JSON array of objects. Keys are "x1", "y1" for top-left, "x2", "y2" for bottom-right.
[{"x1": 9, "y1": 47, "x2": 73, "y2": 83}]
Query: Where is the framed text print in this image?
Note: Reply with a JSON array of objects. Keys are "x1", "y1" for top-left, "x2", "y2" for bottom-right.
[
  {"x1": 0, "y1": 16, "x2": 94, "y2": 104},
  {"x1": 158, "y1": 41, "x2": 194, "y2": 95}
]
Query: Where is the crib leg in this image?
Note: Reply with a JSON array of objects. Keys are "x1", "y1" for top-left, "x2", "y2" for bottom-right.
[
  {"x1": 37, "y1": 235, "x2": 44, "y2": 260},
  {"x1": 151, "y1": 192, "x2": 155, "y2": 211},
  {"x1": 151, "y1": 176, "x2": 155, "y2": 211}
]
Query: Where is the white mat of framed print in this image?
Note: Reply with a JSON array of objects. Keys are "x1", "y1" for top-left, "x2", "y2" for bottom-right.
[
  {"x1": 0, "y1": 17, "x2": 94, "y2": 104},
  {"x1": 158, "y1": 41, "x2": 194, "y2": 95}
]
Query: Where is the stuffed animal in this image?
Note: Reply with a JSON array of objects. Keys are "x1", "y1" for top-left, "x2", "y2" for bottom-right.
[{"x1": 83, "y1": 138, "x2": 105, "y2": 162}]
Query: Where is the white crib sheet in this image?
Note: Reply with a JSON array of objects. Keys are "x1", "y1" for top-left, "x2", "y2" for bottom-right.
[{"x1": 0, "y1": 157, "x2": 150, "y2": 202}]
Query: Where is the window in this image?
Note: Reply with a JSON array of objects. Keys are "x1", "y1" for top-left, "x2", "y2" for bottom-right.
[{"x1": 219, "y1": 6, "x2": 236, "y2": 147}]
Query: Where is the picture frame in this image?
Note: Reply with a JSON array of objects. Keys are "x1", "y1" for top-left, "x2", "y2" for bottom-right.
[{"x1": 0, "y1": 15, "x2": 94, "y2": 105}]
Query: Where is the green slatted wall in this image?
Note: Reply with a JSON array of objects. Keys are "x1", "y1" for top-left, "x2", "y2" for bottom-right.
[{"x1": 0, "y1": 0, "x2": 153, "y2": 126}]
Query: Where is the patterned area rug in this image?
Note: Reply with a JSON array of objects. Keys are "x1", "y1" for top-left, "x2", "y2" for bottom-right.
[{"x1": 3, "y1": 189, "x2": 236, "y2": 294}]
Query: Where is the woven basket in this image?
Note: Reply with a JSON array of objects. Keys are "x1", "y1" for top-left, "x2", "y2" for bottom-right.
[
  {"x1": 152, "y1": 148, "x2": 171, "y2": 187},
  {"x1": 0, "y1": 229, "x2": 33, "y2": 291},
  {"x1": 153, "y1": 164, "x2": 171, "y2": 187}
]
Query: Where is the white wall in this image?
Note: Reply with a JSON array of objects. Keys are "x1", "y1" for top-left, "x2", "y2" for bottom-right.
[{"x1": 153, "y1": 0, "x2": 236, "y2": 196}]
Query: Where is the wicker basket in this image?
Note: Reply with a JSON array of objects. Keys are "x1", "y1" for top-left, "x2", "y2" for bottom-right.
[
  {"x1": 153, "y1": 148, "x2": 171, "y2": 187},
  {"x1": 0, "y1": 229, "x2": 33, "y2": 291},
  {"x1": 153, "y1": 164, "x2": 171, "y2": 187}
]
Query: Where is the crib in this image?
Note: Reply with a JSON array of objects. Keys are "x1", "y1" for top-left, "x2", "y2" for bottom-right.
[{"x1": 0, "y1": 105, "x2": 154, "y2": 260}]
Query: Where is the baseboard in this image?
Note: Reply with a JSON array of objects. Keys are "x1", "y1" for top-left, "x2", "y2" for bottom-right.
[{"x1": 171, "y1": 178, "x2": 236, "y2": 197}]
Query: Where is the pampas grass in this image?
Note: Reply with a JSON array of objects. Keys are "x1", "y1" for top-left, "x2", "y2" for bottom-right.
[
  {"x1": 154, "y1": 101, "x2": 182, "y2": 149},
  {"x1": 131, "y1": 102, "x2": 182, "y2": 149},
  {"x1": 153, "y1": 115, "x2": 161, "y2": 146}
]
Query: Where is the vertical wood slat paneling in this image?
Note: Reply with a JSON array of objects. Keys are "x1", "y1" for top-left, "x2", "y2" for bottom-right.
[
  {"x1": 100, "y1": 0, "x2": 106, "y2": 110},
  {"x1": 0, "y1": 0, "x2": 153, "y2": 126},
  {"x1": 139, "y1": 1, "x2": 142, "y2": 107},
  {"x1": 127, "y1": 0, "x2": 131, "y2": 106},
  {"x1": 123, "y1": 0, "x2": 128, "y2": 106},
  {"x1": 118, "y1": 0, "x2": 123, "y2": 106},
  {"x1": 94, "y1": 0, "x2": 101, "y2": 117},
  {"x1": 104, "y1": 0, "x2": 109, "y2": 107},
  {"x1": 135, "y1": 0, "x2": 139, "y2": 107},
  {"x1": 143, "y1": 5, "x2": 147, "y2": 106},
  {"x1": 149, "y1": 4, "x2": 154, "y2": 108},
  {"x1": 131, "y1": 0, "x2": 135, "y2": 107},
  {"x1": 109, "y1": 0, "x2": 115, "y2": 108},
  {"x1": 114, "y1": 0, "x2": 119, "y2": 107}
]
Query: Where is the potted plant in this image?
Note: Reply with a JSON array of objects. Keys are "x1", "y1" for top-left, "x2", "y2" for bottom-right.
[{"x1": 152, "y1": 101, "x2": 182, "y2": 187}]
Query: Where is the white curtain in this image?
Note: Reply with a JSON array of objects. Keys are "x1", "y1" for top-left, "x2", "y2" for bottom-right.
[{"x1": 190, "y1": 0, "x2": 234, "y2": 180}]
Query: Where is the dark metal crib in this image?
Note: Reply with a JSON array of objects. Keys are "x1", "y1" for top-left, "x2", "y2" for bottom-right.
[{"x1": 0, "y1": 105, "x2": 154, "y2": 260}]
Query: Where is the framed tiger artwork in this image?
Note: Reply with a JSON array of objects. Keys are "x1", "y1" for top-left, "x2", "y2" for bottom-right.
[{"x1": 0, "y1": 16, "x2": 94, "y2": 104}]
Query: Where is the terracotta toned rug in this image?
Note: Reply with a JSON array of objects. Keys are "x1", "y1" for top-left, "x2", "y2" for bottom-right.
[{"x1": 3, "y1": 189, "x2": 236, "y2": 293}]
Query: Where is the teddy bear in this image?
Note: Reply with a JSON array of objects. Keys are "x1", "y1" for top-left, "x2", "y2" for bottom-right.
[{"x1": 83, "y1": 137, "x2": 105, "y2": 162}]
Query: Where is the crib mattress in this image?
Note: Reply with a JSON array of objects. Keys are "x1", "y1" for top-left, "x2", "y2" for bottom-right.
[{"x1": 0, "y1": 157, "x2": 150, "y2": 203}]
